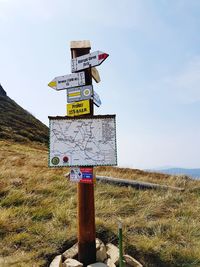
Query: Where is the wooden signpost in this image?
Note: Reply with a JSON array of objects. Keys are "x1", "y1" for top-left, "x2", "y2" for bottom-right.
[
  {"x1": 70, "y1": 41, "x2": 96, "y2": 265},
  {"x1": 48, "y1": 40, "x2": 116, "y2": 267}
]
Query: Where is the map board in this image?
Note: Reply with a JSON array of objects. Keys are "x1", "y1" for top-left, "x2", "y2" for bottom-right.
[{"x1": 49, "y1": 115, "x2": 117, "y2": 167}]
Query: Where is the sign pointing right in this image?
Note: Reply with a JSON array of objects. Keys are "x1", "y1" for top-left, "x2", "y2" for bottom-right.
[{"x1": 71, "y1": 51, "x2": 109, "y2": 73}]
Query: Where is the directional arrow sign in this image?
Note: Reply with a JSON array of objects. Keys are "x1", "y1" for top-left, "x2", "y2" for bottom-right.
[
  {"x1": 91, "y1": 67, "x2": 101, "y2": 83},
  {"x1": 71, "y1": 51, "x2": 109, "y2": 73},
  {"x1": 48, "y1": 72, "x2": 85, "y2": 91},
  {"x1": 93, "y1": 91, "x2": 102, "y2": 107},
  {"x1": 67, "y1": 85, "x2": 93, "y2": 103}
]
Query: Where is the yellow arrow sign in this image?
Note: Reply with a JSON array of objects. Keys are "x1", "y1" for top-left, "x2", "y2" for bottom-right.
[{"x1": 48, "y1": 81, "x2": 57, "y2": 88}]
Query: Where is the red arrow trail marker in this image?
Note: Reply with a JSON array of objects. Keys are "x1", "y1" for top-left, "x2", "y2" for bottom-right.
[{"x1": 71, "y1": 51, "x2": 109, "y2": 73}]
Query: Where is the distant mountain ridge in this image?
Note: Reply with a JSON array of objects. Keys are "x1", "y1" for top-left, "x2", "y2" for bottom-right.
[
  {"x1": 0, "y1": 84, "x2": 48, "y2": 144},
  {"x1": 150, "y1": 168, "x2": 200, "y2": 179}
]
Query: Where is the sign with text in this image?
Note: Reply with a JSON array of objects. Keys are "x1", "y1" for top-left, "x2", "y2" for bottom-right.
[
  {"x1": 70, "y1": 167, "x2": 93, "y2": 183},
  {"x1": 67, "y1": 85, "x2": 93, "y2": 103},
  {"x1": 67, "y1": 100, "x2": 90, "y2": 117},
  {"x1": 71, "y1": 51, "x2": 109, "y2": 72},
  {"x1": 48, "y1": 72, "x2": 85, "y2": 90},
  {"x1": 48, "y1": 115, "x2": 117, "y2": 167}
]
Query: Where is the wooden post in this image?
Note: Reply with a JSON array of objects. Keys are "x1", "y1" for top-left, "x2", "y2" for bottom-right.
[{"x1": 70, "y1": 40, "x2": 96, "y2": 266}]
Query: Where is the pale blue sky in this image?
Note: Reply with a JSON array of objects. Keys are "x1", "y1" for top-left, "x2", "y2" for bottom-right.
[{"x1": 1, "y1": 0, "x2": 200, "y2": 169}]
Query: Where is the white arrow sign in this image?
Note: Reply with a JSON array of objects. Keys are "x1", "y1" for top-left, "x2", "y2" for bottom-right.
[
  {"x1": 48, "y1": 72, "x2": 85, "y2": 91},
  {"x1": 67, "y1": 85, "x2": 93, "y2": 103},
  {"x1": 71, "y1": 51, "x2": 109, "y2": 73},
  {"x1": 93, "y1": 91, "x2": 102, "y2": 107}
]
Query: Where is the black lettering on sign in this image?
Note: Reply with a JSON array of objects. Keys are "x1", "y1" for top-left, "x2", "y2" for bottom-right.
[
  {"x1": 72, "y1": 103, "x2": 83, "y2": 108},
  {"x1": 89, "y1": 56, "x2": 96, "y2": 60},
  {"x1": 58, "y1": 80, "x2": 66, "y2": 84},
  {"x1": 78, "y1": 58, "x2": 88, "y2": 64},
  {"x1": 83, "y1": 62, "x2": 89, "y2": 67}
]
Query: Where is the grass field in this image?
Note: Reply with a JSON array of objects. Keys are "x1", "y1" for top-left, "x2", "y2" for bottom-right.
[{"x1": 0, "y1": 140, "x2": 200, "y2": 267}]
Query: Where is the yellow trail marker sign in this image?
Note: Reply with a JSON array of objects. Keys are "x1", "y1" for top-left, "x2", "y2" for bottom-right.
[{"x1": 67, "y1": 100, "x2": 90, "y2": 117}]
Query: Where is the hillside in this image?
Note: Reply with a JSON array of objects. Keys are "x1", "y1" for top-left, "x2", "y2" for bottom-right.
[
  {"x1": 153, "y1": 168, "x2": 200, "y2": 179},
  {"x1": 0, "y1": 140, "x2": 200, "y2": 267},
  {"x1": 0, "y1": 84, "x2": 48, "y2": 144}
]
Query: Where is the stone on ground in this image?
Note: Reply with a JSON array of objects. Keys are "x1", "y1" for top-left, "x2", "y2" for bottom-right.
[
  {"x1": 63, "y1": 258, "x2": 83, "y2": 267},
  {"x1": 105, "y1": 258, "x2": 116, "y2": 267},
  {"x1": 123, "y1": 255, "x2": 143, "y2": 267},
  {"x1": 49, "y1": 255, "x2": 62, "y2": 267},
  {"x1": 62, "y1": 243, "x2": 78, "y2": 260},
  {"x1": 87, "y1": 263, "x2": 107, "y2": 267},
  {"x1": 96, "y1": 238, "x2": 102, "y2": 250},
  {"x1": 106, "y1": 243, "x2": 119, "y2": 265},
  {"x1": 96, "y1": 239, "x2": 107, "y2": 262}
]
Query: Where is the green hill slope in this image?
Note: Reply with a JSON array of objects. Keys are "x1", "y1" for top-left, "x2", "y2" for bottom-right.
[
  {"x1": 0, "y1": 141, "x2": 200, "y2": 267},
  {"x1": 0, "y1": 84, "x2": 48, "y2": 144}
]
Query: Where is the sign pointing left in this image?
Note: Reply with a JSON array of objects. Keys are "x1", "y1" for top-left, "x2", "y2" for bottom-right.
[{"x1": 48, "y1": 72, "x2": 85, "y2": 91}]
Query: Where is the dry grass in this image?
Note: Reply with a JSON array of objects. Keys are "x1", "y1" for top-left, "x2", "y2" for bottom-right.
[{"x1": 0, "y1": 140, "x2": 200, "y2": 266}]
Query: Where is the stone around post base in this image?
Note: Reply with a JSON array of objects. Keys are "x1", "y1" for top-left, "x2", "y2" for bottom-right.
[
  {"x1": 104, "y1": 258, "x2": 116, "y2": 267},
  {"x1": 87, "y1": 263, "x2": 107, "y2": 267},
  {"x1": 96, "y1": 239, "x2": 107, "y2": 262},
  {"x1": 49, "y1": 255, "x2": 62, "y2": 267},
  {"x1": 123, "y1": 255, "x2": 143, "y2": 267},
  {"x1": 63, "y1": 258, "x2": 83, "y2": 267},
  {"x1": 106, "y1": 243, "x2": 119, "y2": 265},
  {"x1": 62, "y1": 243, "x2": 78, "y2": 261}
]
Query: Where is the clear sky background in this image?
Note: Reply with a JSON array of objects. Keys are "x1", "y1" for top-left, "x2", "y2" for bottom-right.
[{"x1": 1, "y1": 0, "x2": 200, "y2": 169}]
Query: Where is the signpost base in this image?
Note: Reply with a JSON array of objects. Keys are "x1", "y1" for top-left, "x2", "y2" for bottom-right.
[{"x1": 78, "y1": 182, "x2": 96, "y2": 266}]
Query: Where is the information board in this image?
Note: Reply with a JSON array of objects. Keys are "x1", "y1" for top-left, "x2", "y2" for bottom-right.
[
  {"x1": 67, "y1": 100, "x2": 90, "y2": 116},
  {"x1": 49, "y1": 115, "x2": 117, "y2": 167}
]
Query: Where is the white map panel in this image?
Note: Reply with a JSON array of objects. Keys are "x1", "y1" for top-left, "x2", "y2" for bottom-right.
[{"x1": 49, "y1": 115, "x2": 117, "y2": 167}]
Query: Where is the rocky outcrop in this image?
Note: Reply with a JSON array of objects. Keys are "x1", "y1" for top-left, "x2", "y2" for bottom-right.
[{"x1": 0, "y1": 84, "x2": 7, "y2": 96}]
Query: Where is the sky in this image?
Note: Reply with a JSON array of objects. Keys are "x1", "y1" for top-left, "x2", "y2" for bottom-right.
[{"x1": 1, "y1": 0, "x2": 200, "y2": 169}]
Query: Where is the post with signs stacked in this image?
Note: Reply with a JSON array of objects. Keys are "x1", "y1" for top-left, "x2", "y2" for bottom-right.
[
  {"x1": 48, "y1": 40, "x2": 116, "y2": 267},
  {"x1": 70, "y1": 40, "x2": 95, "y2": 265}
]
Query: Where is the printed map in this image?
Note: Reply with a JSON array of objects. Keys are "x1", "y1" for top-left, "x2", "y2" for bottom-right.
[{"x1": 49, "y1": 115, "x2": 117, "y2": 167}]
